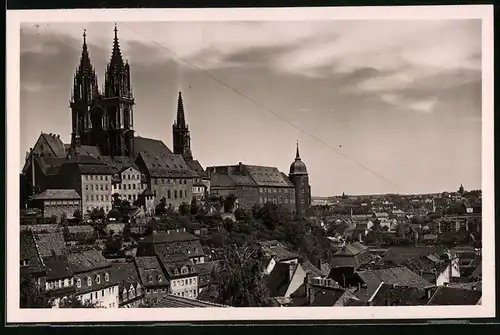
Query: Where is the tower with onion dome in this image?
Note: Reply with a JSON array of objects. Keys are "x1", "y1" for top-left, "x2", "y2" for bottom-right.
[{"x1": 289, "y1": 142, "x2": 311, "y2": 218}]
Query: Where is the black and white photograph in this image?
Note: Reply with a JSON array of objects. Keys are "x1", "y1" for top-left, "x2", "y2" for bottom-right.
[{"x1": 6, "y1": 6, "x2": 494, "y2": 323}]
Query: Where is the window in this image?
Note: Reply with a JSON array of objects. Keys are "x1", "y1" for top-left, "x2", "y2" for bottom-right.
[
  {"x1": 157, "y1": 275, "x2": 162, "y2": 282},
  {"x1": 91, "y1": 195, "x2": 94, "y2": 201},
  {"x1": 105, "y1": 273, "x2": 109, "y2": 282},
  {"x1": 101, "y1": 289, "x2": 104, "y2": 297},
  {"x1": 174, "y1": 190, "x2": 178, "y2": 199},
  {"x1": 133, "y1": 184, "x2": 136, "y2": 190},
  {"x1": 153, "y1": 289, "x2": 158, "y2": 293},
  {"x1": 101, "y1": 195, "x2": 104, "y2": 201},
  {"x1": 21, "y1": 259, "x2": 29, "y2": 266},
  {"x1": 173, "y1": 281, "x2": 176, "y2": 287},
  {"x1": 101, "y1": 185, "x2": 104, "y2": 191},
  {"x1": 86, "y1": 196, "x2": 89, "y2": 201},
  {"x1": 90, "y1": 185, "x2": 93, "y2": 191},
  {"x1": 189, "y1": 278, "x2": 192, "y2": 285},
  {"x1": 96, "y1": 275, "x2": 101, "y2": 284},
  {"x1": 64, "y1": 279, "x2": 68, "y2": 287},
  {"x1": 90, "y1": 175, "x2": 93, "y2": 180},
  {"x1": 118, "y1": 184, "x2": 122, "y2": 189},
  {"x1": 148, "y1": 276, "x2": 153, "y2": 283},
  {"x1": 167, "y1": 190, "x2": 171, "y2": 199},
  {"x1": 85, "y1": 185, "x2": 89, "y2": 191},
  {"x1": 106, "y1": 185, "x2": 109, "y2": 191},
  {"x1": 85, "y1": 175, "x2": 89, "y2": 180},
  {"x1": 87, "y1": 277, "x2": 91, "y2": 286},
  {"x1": 100, "y1": 176, "x2": 103, "y2": 181}
]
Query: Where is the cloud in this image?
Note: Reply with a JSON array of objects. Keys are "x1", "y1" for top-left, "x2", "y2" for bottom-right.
[{"x1": 381, "y1": 93, "x2": 438, "y2": 114}]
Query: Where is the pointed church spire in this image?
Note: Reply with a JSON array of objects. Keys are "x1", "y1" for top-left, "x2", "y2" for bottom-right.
[
  {"x1": 78, "y1": 29, "x2": 92, "y2": 71},
  {"x1": 295, "y1": 141, "x2": 301, "y2": 160},
  {"x1": 176, "y1": 91, "x2": 186, "y2": 128},
  {"x1": 110, "y1": 23, "x2": 124, "y2": 67}
]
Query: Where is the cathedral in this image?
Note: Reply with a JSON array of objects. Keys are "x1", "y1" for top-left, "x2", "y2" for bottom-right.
[
  {"x1": 21, "y1": 25, "x2": 311, "y2": 217},
  {"x1": 69, "y1": 26, "x2": 135, "y2": 158}
]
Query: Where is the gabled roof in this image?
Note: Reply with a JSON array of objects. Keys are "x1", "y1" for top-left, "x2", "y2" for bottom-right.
[
  {"x1": 245, "y1": 165, "x2": 292, "y2": 187},
  {"x1": 111, "y1": 261, "x2": 142, "y2": 290},
  {"x1": 137, "y1": 152, "x2": 196, "y2": 178},
  {"x1": 301, "y1": 260, "x2": 325, "y2": 278},
  {"x1": 33, "y1": 232, "x2": 66, "y2": 258},
  {"x1": 20, "y1": 231, "x2": 45, "y2": 276},
  {"x1": 259, "y1": 240, "x2": 299, "y2": 262},
  {"x1": 185, "y1": 160, "x2": 208, "y2": 178},
  {"x1": 134, "y1": 136, "x2": 172, "y2": 156},
  {"x1": 32, "y1": 189, "x2": 81, "y2": 200},
  {"x1": 427, "y1": 286, "x2": 482, "y2": 305},
  {"x1": 369, "y1": 283, "x2": 429, "y2": 306},
  {"x1": 98, "y1": 155, "x2": 139, "y2": 174},
  {"x1": 67, "y1": 249, "x2": 111, "y2": 273},
  {"x1": 264, "y1": 262, "x2": 296, "y2": 297},
  {"x1": 148, "y1": 294, "x2": 227, "y2": 308},
  {"x1": 78, "y1": 145, "x2": 101, "y2": 158},
  {"x1": 134, "y1": 256, "x2": 166, "y2": 287},
  {"x1": 141, "y1": 230, "x2": 199, "y2": 244},
  {"x1": 43, "y1": 254, "x2": 73, "y2": 280},
  {"x1": 355, "y1": 267, "x2": 432, "y2": 301},
  {"x1": 40, "y1": 132, "x2": 67, "y2": 157},
  {"x1": 210, "y1": 173, "x2": 238, "y2": 188}
]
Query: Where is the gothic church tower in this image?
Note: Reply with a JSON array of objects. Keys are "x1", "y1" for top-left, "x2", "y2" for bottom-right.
[
  {"x1": 69, "y1": 25, "x2": 135, "y2": 157},
  {"x1": 172, "y1": 91, "x2": 193, "y2": 161}
]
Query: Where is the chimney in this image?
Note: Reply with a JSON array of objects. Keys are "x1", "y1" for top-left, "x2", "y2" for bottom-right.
[
  {"x1": 238, "y1": 162, "x2": 243, "y2": 173},
  {"x1": 182, "y1": 228, "x2": 186, "y2": 232},
  {"x1": 57, "y1": 135, "x2": 60, "y2": 139},
  {"x1": 316, "y1": 258, "x2": 323, "y2": 271},
  {"x1": 304, "y1": 272, "x2": 311, "y2": 296},
  {"x1": 425, "y1": 287, "x2": 433, "y2": 299},
  {"x1": 357, "y1": 282, "x2": 361, "y2": 291}
]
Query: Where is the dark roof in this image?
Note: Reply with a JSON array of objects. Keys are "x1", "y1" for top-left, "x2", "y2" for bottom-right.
[
  {"x1": 335, "y1": 242, "x2": 368, "y2": 256},
  {"x1": 20, "y1": 231, "x2": 45, "y2": 275},
  {"x1": 369, "y1": 283, "x2": 429, "y2": 306},
  {"x1": 137, "y1": 152, "x2": 196, "y2": 178},
  {"x1": 67, "y1": 249, "x2": 111, "y2": 273},
  {"x1": 309, "y1": 288, "x2": 346, "y2": 306},
  {"x1": 68, "y1": 225, "x2": 94, "y2": 234},
  {"x1": 264, "y1": 262, "x2": 295, "y2": 297},
  {"x1": 141, "y1": 230, "x2": 199, "y2": 244},
  {"x1": 259, "y1": 240, "x2": 299, "y2": 262},
  {"x1": 383, "y1": 247, "x2": 446, "y2": 264},
  {"x1": 148, "y1": 294, "x2": 227, "y2": 308},
  {"x1": 78, "y1": 145, "x2": 101, "y2": 157},
  {"x1": 301, "y1": 260, "x2": 326, "y2": 278},
  {"x1": 32, "y1": 189, "x2": 81, "y2": 200},
  {"x1": 134, "y1": 256, "x2": 167, "y2": 287},
  {"x1": 43, "y1": 254, "x2": 73, "y2": 280},
  {"x1": 35, "y1": 156, "x2": 67, "y2": 175},
  {"x1": 469, "y1": 262, "x2": 482, "y2": 279},
  {"x1": 245, "y1": 165, "x2": 293, "y2": 187},
  {"x1": 210, "y1": 173, "x2": 238, "y2": 188},
  {"x1": 195, "y1": 261, "x2": 216, "y2": 276},
  {"x1": 111, "y1": 262, "x2": 142, "y2": 290},
  {"x1": 40, "y1": 132, "x2": 67, "y2": 157},
  {"x1": 33, "y1": 232, "x2": 66, "y2": 258},
  {"x1": 427, "y1": 286, "x2": 482, "y2": 305},
  {"x1": 186, "y1": 160, "x2": 208, "y2": 178},
  {"x1": 449, "y1": 281, "x2": 482, "y2": 291},
  {"x1": 62, "y1": 155, "x2": 114, "y2": 175},
  {"x1": 74, "y1": 268, "x2": 118, "y2": 295},
  {"x1": 98, "y1": 155, "x2": 140, "y2": 174},
  {"x1": 134, "y1": 136, "x2": 173, "y2": 156},
  {"x1": 355, "y1": 267, "x2": 432, "y2": 301}
]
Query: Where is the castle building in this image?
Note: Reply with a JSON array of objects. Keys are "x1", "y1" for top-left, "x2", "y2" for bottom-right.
[
  {"x1": 289, "y1": 142, "x2": 312, "y2": 218},
  {"x1": 207, "y1": 143, "x2": 311, "y2": 214},
  {"x1": 207, "y1": 163, "x2": 296, "y2": 210}
]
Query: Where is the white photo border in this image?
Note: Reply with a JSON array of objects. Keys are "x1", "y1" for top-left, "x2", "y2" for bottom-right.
[{"x1": 6, "y1": 5, "x2": 495, "y2": 323}]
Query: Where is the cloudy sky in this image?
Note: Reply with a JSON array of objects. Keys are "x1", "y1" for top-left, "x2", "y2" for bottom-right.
[{"x1": 20, "y1": 20, "x2": 482, "y2": 196}]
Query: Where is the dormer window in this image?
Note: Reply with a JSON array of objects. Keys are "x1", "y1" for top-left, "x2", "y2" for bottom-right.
[
  {"x1": 157, "y1": 275, "x2": 162, "y2": 282},
  {"x1": 96, "y1": 275, "x2": 101, "y2": 284},
  {"x1": 174, "y1": 269, "x2": 179, "y2": 275},
  {"x1": 105, "y1": 273, "x2": 109, "y2": 282},
  {"x1": 77, "y1": 278, "x2": 81, "y2": 288},
  {"x1": 148, "y1": 275, "x2": 153, "y2": 283},
  {"x1": 87, "y1": 277, "x2": 92, "y2": 287},
  {"x1": 191, "y1": 267, "x2": 195, "y2": 273}
]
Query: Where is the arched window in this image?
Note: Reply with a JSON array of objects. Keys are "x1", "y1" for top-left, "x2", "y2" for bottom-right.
[
  {"x1": 157, "y1": 275, "x2": 162, "y2": 282},
  {"x1": 96, "y1": 275, "x2": 101, "y2": 284},
  {"x1": 76, "y1": 278, "x2": 81, "y2": 288},
  {"x1": 87, "y1": 277, "x2": 92, "y2": 287},
  {"x1": 148, "y1": 275, "x2": 153, "y2": 283},
  {"x1": 104, "y1": 273, "x2": 109, "y2": 282}
]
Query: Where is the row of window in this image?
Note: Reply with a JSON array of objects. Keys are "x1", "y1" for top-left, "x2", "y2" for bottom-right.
[
  {"x1": 193, "y1": 187, "x2": 205, "y2": 193},
  {"x1": 85, "y1": 184, "x2": 109, "y2": 191},
  {"x1": 85, "y1": 194, "x2": 111, "y2": 202},
  {"x1": 87, "y1": 286, "x2": 115, "y2": 300},
  {"x1": 46, "y1": 278, "x2": 73, "y2": 291},
  {"x1": 113, "y1": 183, "x2": 144, "y2": 190},
  {"x1": 172, "y1": 277, "x2": 196, "y2": 287},
  {"x1": 153, "y1": 178, "x2": 188, "y2": 185},
  {"x1": 172, "y1": 290, "x2": 197, "y2": 298},
  {"x1": 122, "y1": 286, "x2": 141, "y2": 301},
  {"x1": 122, "y1": 173, "x2": 141, "y2": 180},
  {"x1": 76, "y1": 273, "x2": 110, "y2": 288},
  {"x1": 44, "y1": 200, "x2": 80, "y2": 206},
  {"x1": 260, "y1": 197, "x2": 295, "y2": 204},
  {"x1": 85, "y1": 175, "x2": 109, "y2": 181},
  {"x1": 259, "y1": 188, "x2": 294, "y2": 193},
  {"x1": 162, "y1": 189, "x2": 188, "y2": 200},
  {"x1": 146, "y1": 287, "x2": 168, "y2": 294}
]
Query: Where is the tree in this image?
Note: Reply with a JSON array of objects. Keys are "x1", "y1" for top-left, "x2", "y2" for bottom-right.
[
  {"x1": 123, "y1": 222, "x2": 132, "y2": 242},
  {"x1": 224, "y1": 194, "x2": 237, "y2": 213},
  {"x1": 90, "y1": 207, "x2": 106, "y2": 221},
  {"x1": 59, "y1": 296, "x2": 98, "y2": 308},
  {"x1": 190, "y1": 197, "x2": 200, "y2": 215},
  {"x1": 155, "y1": 197, "x2": 167, "y2": 216},
  {"x1": 105, "y1": 233, "x2": 123, "y2": 254},
  {"x1": 216, "y1": 244, "x2": 273, "y2": 307},
  {"x1": 20, "y1": 275, "x2": 51, "y2": 308},
  {"x1": 179, "y1": 202, "x2": 190, "y2": 216},
  {"x1": 62, "y1": 226, "x2": 70, "y2": 241},
  {"x1": 49, "y1": 215, "x2": 58, "y2": 224},
  {"x1": 234, "y1": 208, "x2": 249, "y2": 222}
]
